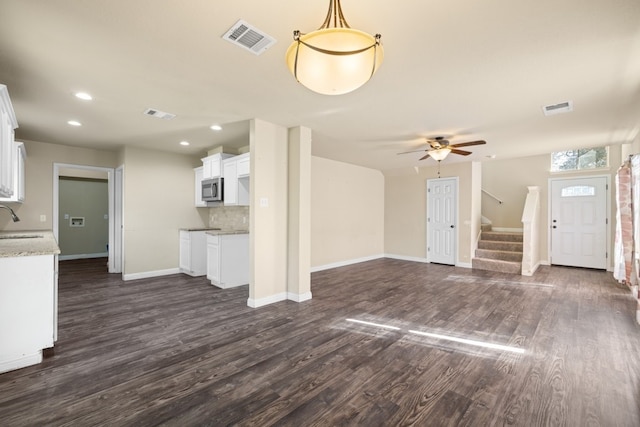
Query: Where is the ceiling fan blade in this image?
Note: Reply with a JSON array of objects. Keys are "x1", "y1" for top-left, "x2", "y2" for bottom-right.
[
  {"x1": 450, "y1": 140, "x2": 487, "y2": 148},
  {"x1": 397, "y1": 148, "x2": 428, "y2": 155},
  {"x1": 450, "y1": 149, "x2": 472, "y2": 156},
  {"x1": 419, "y1": 153, "x2": 431, "y2": 160}
]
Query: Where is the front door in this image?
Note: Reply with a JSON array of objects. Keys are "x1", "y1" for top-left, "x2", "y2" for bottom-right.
[
  {"x1": 427, "y1": 177, "x2": 457, "y2": 265},
  {"x1": 550, "y1": 176, "x2": 607, "y2": 269}
]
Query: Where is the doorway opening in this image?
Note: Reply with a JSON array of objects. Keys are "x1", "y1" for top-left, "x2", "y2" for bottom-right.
[{"x1": 53, "y1": 163, "x2": 122, "y2": 274}]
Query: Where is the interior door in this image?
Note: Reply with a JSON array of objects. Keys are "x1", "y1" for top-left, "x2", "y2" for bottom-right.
[
  {"x1": 550, "y1": 177, "x2": 607, "y2": 269},
  {"x1": 427, "y1": 177, "x2": 457, "y2": 265}
]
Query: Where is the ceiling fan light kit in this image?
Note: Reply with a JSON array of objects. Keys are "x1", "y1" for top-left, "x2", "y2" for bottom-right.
[
  {"x1": 285, "y1": 0, "x2": 383, "y2": 95},
  {"x1": 398, "y1": 136, "x2": 487, "y2": 162},
  {"x1": 426, "y1": 148, "x2": 451, "y2": 161}
]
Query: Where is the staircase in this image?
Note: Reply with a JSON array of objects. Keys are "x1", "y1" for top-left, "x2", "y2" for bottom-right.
[{"x1": 472, "y1": 224, "x2": 523, "y2": 274}]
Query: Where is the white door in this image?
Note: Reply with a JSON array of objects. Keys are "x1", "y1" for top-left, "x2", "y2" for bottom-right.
[
  {"x1": 550, "y1": 177, "x2": 607, "y2": 269},
  {"x1": 427, "y1": 178, "x2": 457, "y2": 265}
]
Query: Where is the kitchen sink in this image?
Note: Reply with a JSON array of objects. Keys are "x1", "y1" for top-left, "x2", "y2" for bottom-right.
[{"x1": 0, "y1": 234, "x2": 43, "y2": 240}]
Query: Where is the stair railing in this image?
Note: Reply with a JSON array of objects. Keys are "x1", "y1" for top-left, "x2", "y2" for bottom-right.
[
  {"x1": 521, "y1": 186, "x2": 541, "y2": 276},
  {"x1": 482, "y1": 188, "x2": 503, "y2": 204}
]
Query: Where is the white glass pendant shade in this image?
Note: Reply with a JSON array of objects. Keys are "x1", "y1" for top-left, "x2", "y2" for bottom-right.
[
  {"x1": 429, "y1": 148, "x2": 451, "y2": 161},
  {"x1": 286, "y1": 29, "x2": 384, "y2": 95}
]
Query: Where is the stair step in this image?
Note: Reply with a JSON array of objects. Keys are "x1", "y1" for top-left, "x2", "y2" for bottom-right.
[
  {"x1": 472, "y1": 257, "x2": 522, "y2": 274},
  {"x1": 481, "y1": 223, "x2": 492, "y2": 232},
  {"x1": 480, "y1": 231, "x2": 523, "y2": 242},
  {"x1": 475, "y1": 249, "x2": 523, "y2": 262},
  {"x1": 478, "y1": 240, "x2": 523, "y2": 252}
]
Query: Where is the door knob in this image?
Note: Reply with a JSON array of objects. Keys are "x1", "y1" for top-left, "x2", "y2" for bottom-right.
[
  {"x1": 552, "y1": 225, "x2": 557, "y2": 229},
  {"x1": 450, "y1": 225, "x2": 455, "y2": 228}
]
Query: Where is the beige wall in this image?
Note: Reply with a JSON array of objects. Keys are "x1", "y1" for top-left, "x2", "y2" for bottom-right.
[
  {"x1": 482, "y1": 145, "x2": 622, "y2": 264},
  {"x1": 311, "y1": 156, "x2": 384, "y2": 268},
  {"x1": 121, "y1": 146, "x2": 207, "y2": 275},
  {"x1": 384, "y1": 162, "x2": 476, "y2": 265},
  {"x1": 249, "y1": 119, "x2": 289, "y2": 303},
  {"x1": 0, "y1": 139, "x2": 117, "y2": 231}
]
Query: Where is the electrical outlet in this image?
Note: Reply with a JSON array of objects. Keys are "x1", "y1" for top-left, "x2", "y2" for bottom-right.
[
  {"x1": 40, "y1": 214, "x2": 46, "y2": 222},
  {"x1": 64, "y1": 214, "x2": 69, "y2": 220}
]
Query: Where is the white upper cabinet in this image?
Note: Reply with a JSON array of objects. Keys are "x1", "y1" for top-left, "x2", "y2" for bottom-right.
[
  {"x1": 223, "y1": 153, "x2": 250, "y2": 206},
  {"x1": 0, "y1": 85, "x2": 18, "y2": 198},
  {"x1": 194, "y1": 166, "x2": 206, "y2": 207},
  {"x1": 0, "y1": 141, "x2": 26, "y2": 203},
  {"x1": 201, "y1": 153, "x2": 234, "y2": 180}
]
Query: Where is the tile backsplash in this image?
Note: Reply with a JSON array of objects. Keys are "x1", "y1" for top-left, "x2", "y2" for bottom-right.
[{"x1": 209, "y1": 206, "x2": 250, "y2": 230}]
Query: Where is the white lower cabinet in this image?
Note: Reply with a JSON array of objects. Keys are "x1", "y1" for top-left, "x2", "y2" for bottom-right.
[
  {"x1": 0, "y1": 254, "x2": 57, "y2": 374},
  {"x1": 206, "y1": 233, "x2": 249, "y2": 288},
  {"x1": 179, "y1": 230, "x2": 208, "y2": 277}
]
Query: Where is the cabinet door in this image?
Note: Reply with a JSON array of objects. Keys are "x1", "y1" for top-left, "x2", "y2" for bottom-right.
[
  {"x1": 179, "y1": 231, "x2": 191, "y2": 272},
  {"x1": 207, "y1": 236, "x2": 220, "y2": 284},
  {"x1": 223, "y1": 159, "x2": 238, "y2": 205},
  {"x1": 194, "y1": 167, "x2": 206, "y2": 207},
  {"x1": 202, "y1": 154, "x2": 221, "y2": 179},
  {"x1": 237, "y1": 155, "x2": 250, "y2": 177},
  {"x1": 0, "y1": 110, "x2": 13, "y2": 197}
]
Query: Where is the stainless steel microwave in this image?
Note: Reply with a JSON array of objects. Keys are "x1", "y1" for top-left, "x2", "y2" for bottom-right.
[{"x1": 202, "y1": 177, "x2": 224, "y2": 202}]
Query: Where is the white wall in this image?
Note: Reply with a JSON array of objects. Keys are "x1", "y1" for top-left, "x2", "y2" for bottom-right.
[{"x1": 310, "y1": 156, "x2": 385, "y2": 269}]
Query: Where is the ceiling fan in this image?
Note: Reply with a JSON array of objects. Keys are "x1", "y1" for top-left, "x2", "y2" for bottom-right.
[{"x1": 398, "y1": 136, "x2": 487, "y2": 161}]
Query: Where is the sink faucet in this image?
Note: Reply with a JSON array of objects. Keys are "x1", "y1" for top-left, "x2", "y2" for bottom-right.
[{"x1": 0, "y1": 204, "x2": 20, "y2": 222}]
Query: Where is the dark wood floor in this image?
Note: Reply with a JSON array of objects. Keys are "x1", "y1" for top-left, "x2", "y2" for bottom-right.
[{"x1": 1, "y1": 258, "x2": 639, "y2": 426}]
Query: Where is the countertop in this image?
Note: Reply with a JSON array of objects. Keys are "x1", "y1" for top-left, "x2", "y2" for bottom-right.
[
  {"x1": 180, "y1": 227, "x2": 249, "y2": 236},
  {"x1": 205, "y1": 229, "x2": 249, "y2": 236},
  {"x1": 0, "y1": 230, "x2": 61, "y2": 258}
]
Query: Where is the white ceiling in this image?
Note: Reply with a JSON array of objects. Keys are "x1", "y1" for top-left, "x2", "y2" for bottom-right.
[{"x1": 0, "y1": 0, "x2": 639, "y2": 171}]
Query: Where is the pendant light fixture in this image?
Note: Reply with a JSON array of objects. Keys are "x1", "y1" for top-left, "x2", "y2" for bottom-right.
[{"x1": 285, "y1": 0, "x2": 384, "y2": 95}]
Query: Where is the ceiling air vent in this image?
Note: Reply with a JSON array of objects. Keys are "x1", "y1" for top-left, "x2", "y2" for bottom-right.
[
  {"x1": 143, "y1": 108, "x2": 176, "y2": 120},
  {"x1": 542, "y1": 101, "x2": 573, "y2": 116},
  {"x1": 222, "y1": 19, "x2": 276, "y2": 55}
]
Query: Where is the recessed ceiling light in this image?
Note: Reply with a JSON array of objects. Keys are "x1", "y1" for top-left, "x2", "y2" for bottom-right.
[
  {"x1": 75, "y1": 92, "x2": 92, "y2": 101},
  {"x1": 67, "y1": 120, "x2": 82, "y2": 126},
  {"x1": 179, "y1": 141, "x2": 190, "y2": 146},
  {"x1": 210, "y1": 124, "x2": 222, "y2": 131}
]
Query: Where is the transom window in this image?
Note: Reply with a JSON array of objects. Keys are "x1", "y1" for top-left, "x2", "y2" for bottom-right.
[
  {"x1": 561, "y1": 185, "x2": 596, "y2": 197},
  {"x1": 551, "y1": 147, "x2": 608, "y2": 172}
]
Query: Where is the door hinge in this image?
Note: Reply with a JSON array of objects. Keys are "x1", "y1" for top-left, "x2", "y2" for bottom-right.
[
  {"x1": 606, "y1": 218, "x2": 608, "y2": 225},
  {"x1": 427, "y1": 217, "x2": 431, "y2": 222},
  {"x1": 427, "y1": 247, "x2": 430, "y2": 252},
  {"x1": 606, "y1": 184, "x2": 609, "y2": 190}
]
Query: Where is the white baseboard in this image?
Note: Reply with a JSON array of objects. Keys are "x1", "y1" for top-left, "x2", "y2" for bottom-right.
[
  {"x1": 123, "y1": 268, "x2": 180, "y2": 281},
  {"x1": 59, "y1": 252, "x2": 108, "y2": 261},
  {"x1": 311, "y1": 254, "x2": 384, "y2": 273},
  {"x1": 288, "y1": 291, "x2": 312, "y2": 302},
  {"x1": 385, "y1": 254, "x2": 428, "y2": 263},
  {"x1": 247, "y1": 292, "x2": 288, "y2": 308},
  {"x1": 491, "y1": 227, "x2": 524, "y2": 233},
  {"x1": 456, "y1": 262, "x2": 472, "y2": 269},
  {"x1": 0, "y1": 351, "x2": 42, "y2": 374}
]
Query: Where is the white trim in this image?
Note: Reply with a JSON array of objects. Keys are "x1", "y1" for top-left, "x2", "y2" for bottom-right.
[
  {"x1": 53, "y1": 163, "x2": 117, "y2": 273},
  {"x1": 522, "y1": 261, "x2": 542, "y2": 276},
  {"x1": 491, "y1": 227, "x2": 524, "y2": 233},
  {"x1": 455, "y1": 262, "x2": 472, "y2": 269},
  {"x1": 123, "y1": 268, "x2": 180, "y2": 281},
  {"x1": 288, "y1": 291, "x2": 312, "y2": 302},
  {"x1": 0, "y1": 351, "x2": 42, "y2": 374},
  {"x1": 247, "y1": 292, "x2": 287, "y2": 308},
  {"x1": 385, "y1": 254, "x2": 428, "y2": 264},
  {"x1": 59, "y1": 252, "x2": 108, "y2": 261},
  {"x1": 310, "y1": 254, "x2": 384, "y2": 273}
]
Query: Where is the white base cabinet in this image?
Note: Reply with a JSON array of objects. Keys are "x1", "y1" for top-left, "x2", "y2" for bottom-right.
[
  {"x1": 179, "y1": 230, "x2": 208, "y2": 277},
  {"x1": 206, "y1": 233, "x2": 249, "y2": 288},
  {"x1": 0, "y1": 254, "x2": 57, "y2": 374}
]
